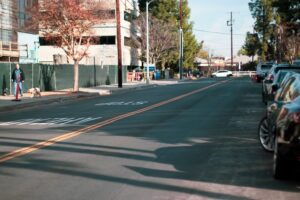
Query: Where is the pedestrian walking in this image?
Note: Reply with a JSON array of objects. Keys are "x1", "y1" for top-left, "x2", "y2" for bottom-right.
[{"x1": 11, "y1": 64, "x2": 25, "y2": 97}]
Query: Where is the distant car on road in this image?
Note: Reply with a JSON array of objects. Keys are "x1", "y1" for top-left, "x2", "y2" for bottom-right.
[{"x1": 211, "y1": 70, "x2": 233, "y2": 78}]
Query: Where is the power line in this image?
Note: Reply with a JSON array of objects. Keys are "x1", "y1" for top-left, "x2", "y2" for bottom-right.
[{"x1": 193, "y1": 28, "x2": 245, "y2": 36}]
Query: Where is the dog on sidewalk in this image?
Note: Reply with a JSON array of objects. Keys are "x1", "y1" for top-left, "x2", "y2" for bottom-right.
[{"x1": 28, "y1": 87, "x2": 41, "y2": 98}]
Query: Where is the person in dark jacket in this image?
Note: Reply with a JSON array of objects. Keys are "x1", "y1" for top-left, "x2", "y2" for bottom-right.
[{"x1": 11, "y1": 64, "x2": 25, "y2": 96}]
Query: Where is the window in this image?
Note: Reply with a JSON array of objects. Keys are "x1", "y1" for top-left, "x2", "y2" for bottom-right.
[
  {"x1": 1, "y1": 30, "x2": 13, "y2": 45},
  {"x1": 278, "y1": 78, "x2": 295, "y2": 102},
  {"x1": 290, "y1": 81, "x2": 300, "y2": 101},
  {"x1": 99, "y1": 36, "x2": 115, "y2": 45},
  {"x1": 39, "y1": 37, "x2": 57, "y2": 46},
  {"x1": 95, "y1": 10, "x2": 115, "y2": 20},
  {"x1": 124, "y1": 37, "x2": 131, "y2": 47},
  {"x1": 124, "y1": 11, "x2": 132, "y2": 22},
  {"x1": 18, "y1": 0, "x2": 33, "y2": 28}
]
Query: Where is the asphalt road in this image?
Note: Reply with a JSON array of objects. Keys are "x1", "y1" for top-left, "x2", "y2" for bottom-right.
[{"x1": 0, "y1": 77, "x2": 299, "y2": 200}]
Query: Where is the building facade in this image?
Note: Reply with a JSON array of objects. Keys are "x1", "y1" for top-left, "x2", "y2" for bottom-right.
[
  {"x1": 0, "y1": 0, "x2": 18, "y2": 61},
  {"x1": 0, "y1": 0, "x2": 37, "y2": 62},
  {"x1": 38, "y1": 0, "x2": 141, "y2": 67}
]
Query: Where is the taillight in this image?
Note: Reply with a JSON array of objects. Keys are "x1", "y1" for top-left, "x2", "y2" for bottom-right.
[
  {"x1": 291, "y1": 112, "x2": 300, "y2": 124},
  {"x1": 269, "y1": 74, "x2": 274, "y2": 81}
]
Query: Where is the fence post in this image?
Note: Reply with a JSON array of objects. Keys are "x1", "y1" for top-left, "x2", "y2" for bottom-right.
[
  {"x1": 94, "y1": 57, "x2": 96, "y2": 86},
  {"x1": 32, "y1": 63, "x2": 34, "y2": 89},
  {"x1": 54, "y1": 67, "x2": 57, "y2": 91},
  {"x1": 9, "y1": 59, "x2": 12, "y2": 95}
]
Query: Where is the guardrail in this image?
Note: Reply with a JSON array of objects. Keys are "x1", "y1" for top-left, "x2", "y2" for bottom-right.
[
  {"x1": 232, "y1": 71, "x2": 256, "y2": 77},
  {"x1": 0, "y1": 41, "x2": 19, "y2": 57}
]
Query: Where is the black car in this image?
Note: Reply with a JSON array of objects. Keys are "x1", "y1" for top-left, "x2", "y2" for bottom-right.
[
  {"x1": 258, "y1": 74, "x2": 300, "y2": 179},
  {"x1": 261, "y1": 65, "x2": 300, "y2": 104},
  {"x1": 262, "y1": 70, "x2": 300, "y2": 103}
]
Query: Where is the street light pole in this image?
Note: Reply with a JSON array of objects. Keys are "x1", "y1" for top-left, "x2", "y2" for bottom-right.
[
  {"x1": 179, "y1": 0, "x2": 183, "y2": 80},
  {"x1": 227, "y1": 12, "x2": 233, "y2": 70},
  {"x1": 146, "y1": 1, "x2": 150, "y2": 84},
  {"x1": 146, "y1": 0, "x2": 155, "y2": 84}
]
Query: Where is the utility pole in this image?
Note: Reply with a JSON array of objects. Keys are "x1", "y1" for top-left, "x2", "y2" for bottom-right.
[
  {"x1": 116, "y1": 0, "x2": 122, "y2": 88},
  {"x1": 227, "y1": 12, "x2": 233, "y2": 70},
  {"x1": 179, "y1": 0, "x2": 183, "y2": 80},
  {"x1": 146, "y1": 0, "x2": 152, "y2": 84}
]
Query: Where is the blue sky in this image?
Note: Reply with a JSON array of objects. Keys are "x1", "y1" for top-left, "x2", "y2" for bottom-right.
[{"x1": 189, "y1": 0, "x2": 254, "y2": 58}]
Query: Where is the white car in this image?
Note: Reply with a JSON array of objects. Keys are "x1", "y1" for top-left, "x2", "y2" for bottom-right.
[{"x1": 211, "y1": 70, "x2": 233, "y2": 77}]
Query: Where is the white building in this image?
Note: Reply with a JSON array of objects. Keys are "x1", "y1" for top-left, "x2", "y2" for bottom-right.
[{"x1": 38, "y1": 0, "x2": 141, "y2": 67}]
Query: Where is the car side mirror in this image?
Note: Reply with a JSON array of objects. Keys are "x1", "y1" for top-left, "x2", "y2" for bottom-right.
[{"x1": 272, "y1": 84, "x2": 279, "y2": 92}]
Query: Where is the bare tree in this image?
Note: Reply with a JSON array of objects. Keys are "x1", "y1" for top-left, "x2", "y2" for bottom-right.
[
  {"x1": 276, "y1": 24, "x2": 300, "y2": 63},
  {"x1": 30, "y1": 0, "x2": 110, "y2": 92},
  {"x1": 133, "y1": 13, "x2": 177, "y2": 69}
]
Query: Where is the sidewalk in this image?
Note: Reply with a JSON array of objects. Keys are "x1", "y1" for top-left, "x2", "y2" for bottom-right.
[{"x1": 0, "y1": 79, "x2": 180, "y2": 113}]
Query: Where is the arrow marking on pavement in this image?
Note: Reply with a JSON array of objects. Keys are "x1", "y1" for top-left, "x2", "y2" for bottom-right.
[{"x1": 0, "y1": 80, "x2": 228, "y2": 163}]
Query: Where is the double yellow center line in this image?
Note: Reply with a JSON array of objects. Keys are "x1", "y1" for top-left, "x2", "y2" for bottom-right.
[{"x1": 0, "y1": 80, "x2": 228, "y2": 163}]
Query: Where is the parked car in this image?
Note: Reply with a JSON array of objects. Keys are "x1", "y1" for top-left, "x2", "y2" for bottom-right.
[
  {"x1": 272, "y1": 71, "x2": 300, "y2": 95},
  {"x1": 262, "y1": 70, "x2": 290, "y2": 103},
  {"x1": 211, "y1": 70, "x2": 233, "y2": 78},
  {"x1": 258, "y1": 74, "x2": 300, "y2": 179},
  {"x1": 293, "y1": 59, "x2": 300, "y2": 65},
  {"x1": 261, "y1": 64, "x2": 300, "y2": 104},
  {"x1": 264, "y1": 63, "x2": 290, "y2": 82},
  {"x1": 255, "y1": 62, "x2": 273, "y2": 82}
]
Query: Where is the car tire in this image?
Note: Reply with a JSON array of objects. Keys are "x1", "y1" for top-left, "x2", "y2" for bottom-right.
[
  {"x1": 273, "y1": 137, "x2": 287, "y2": 179},
  {"x1": 258, "y1": 116, "x2": 275, "y2": 152}
]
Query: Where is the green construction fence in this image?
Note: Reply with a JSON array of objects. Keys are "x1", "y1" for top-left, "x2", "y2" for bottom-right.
[{"x1": 0, "y1": 63, "x2": 127, "y2": 95}]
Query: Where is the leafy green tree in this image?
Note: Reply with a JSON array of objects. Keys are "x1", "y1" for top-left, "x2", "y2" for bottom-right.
[
  {"x1": 249, "y1": 0, "x2": 275, "y2": 61},
  {"x1": 272, "y1": 0, "x2": 300, "y2": 62},
  {"x1": 240, "y1": 32, "x2": 260, "y2": 61},
  {"x1": 155, "y1": 0, "x2": 200, "y2": 69},
  {"x1": 138, "y1": 0, "x2": 200, "y2": 70}
]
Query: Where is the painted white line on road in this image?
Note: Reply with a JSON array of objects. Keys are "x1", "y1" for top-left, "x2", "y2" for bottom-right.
[
  {"x1": 0, "y1": 117, "x2": 103, "y2": 126},
  {"x1": 74, "y1": 117, "x2": 102, "y2": 124},
  {"x1": 95, "y1": 101, "x2": 149, "y2": 106}
]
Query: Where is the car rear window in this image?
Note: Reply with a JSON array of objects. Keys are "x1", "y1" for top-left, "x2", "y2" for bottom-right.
[
  {"x1": 261, "y1": 65, "x2": 272, "y2": 70},
  {"x1": 275, "y1": 66, "x2": 300, "y2": 73}
]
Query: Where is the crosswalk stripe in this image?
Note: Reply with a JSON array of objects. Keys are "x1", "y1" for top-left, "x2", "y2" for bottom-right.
[
  {"x1": 60, "y1": 117, "x2": 85, "y2": 124},
  {"x1": 0, "y1": 117, "x2": 102, "y2": 126},
  {"x1": 0, "y1": 119, "x2": 29, "y2": 126},
  {"x1": 74, "y1": 117, "x2": 102, "y2": 124},
  {"x1": 18, "y1": 118, "x2": 43, "y2": 125}
]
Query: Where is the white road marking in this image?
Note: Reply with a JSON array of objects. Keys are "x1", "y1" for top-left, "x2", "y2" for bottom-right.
[
  {"x1": 95, "y1": 101, "x2": 148, "y2": 106},
  {"x1": 74, "y1": 117, "x2": 102, "y2": 124},
  {"x1": 0, "y1": 117, "x2": 103, "y2": 126}
]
